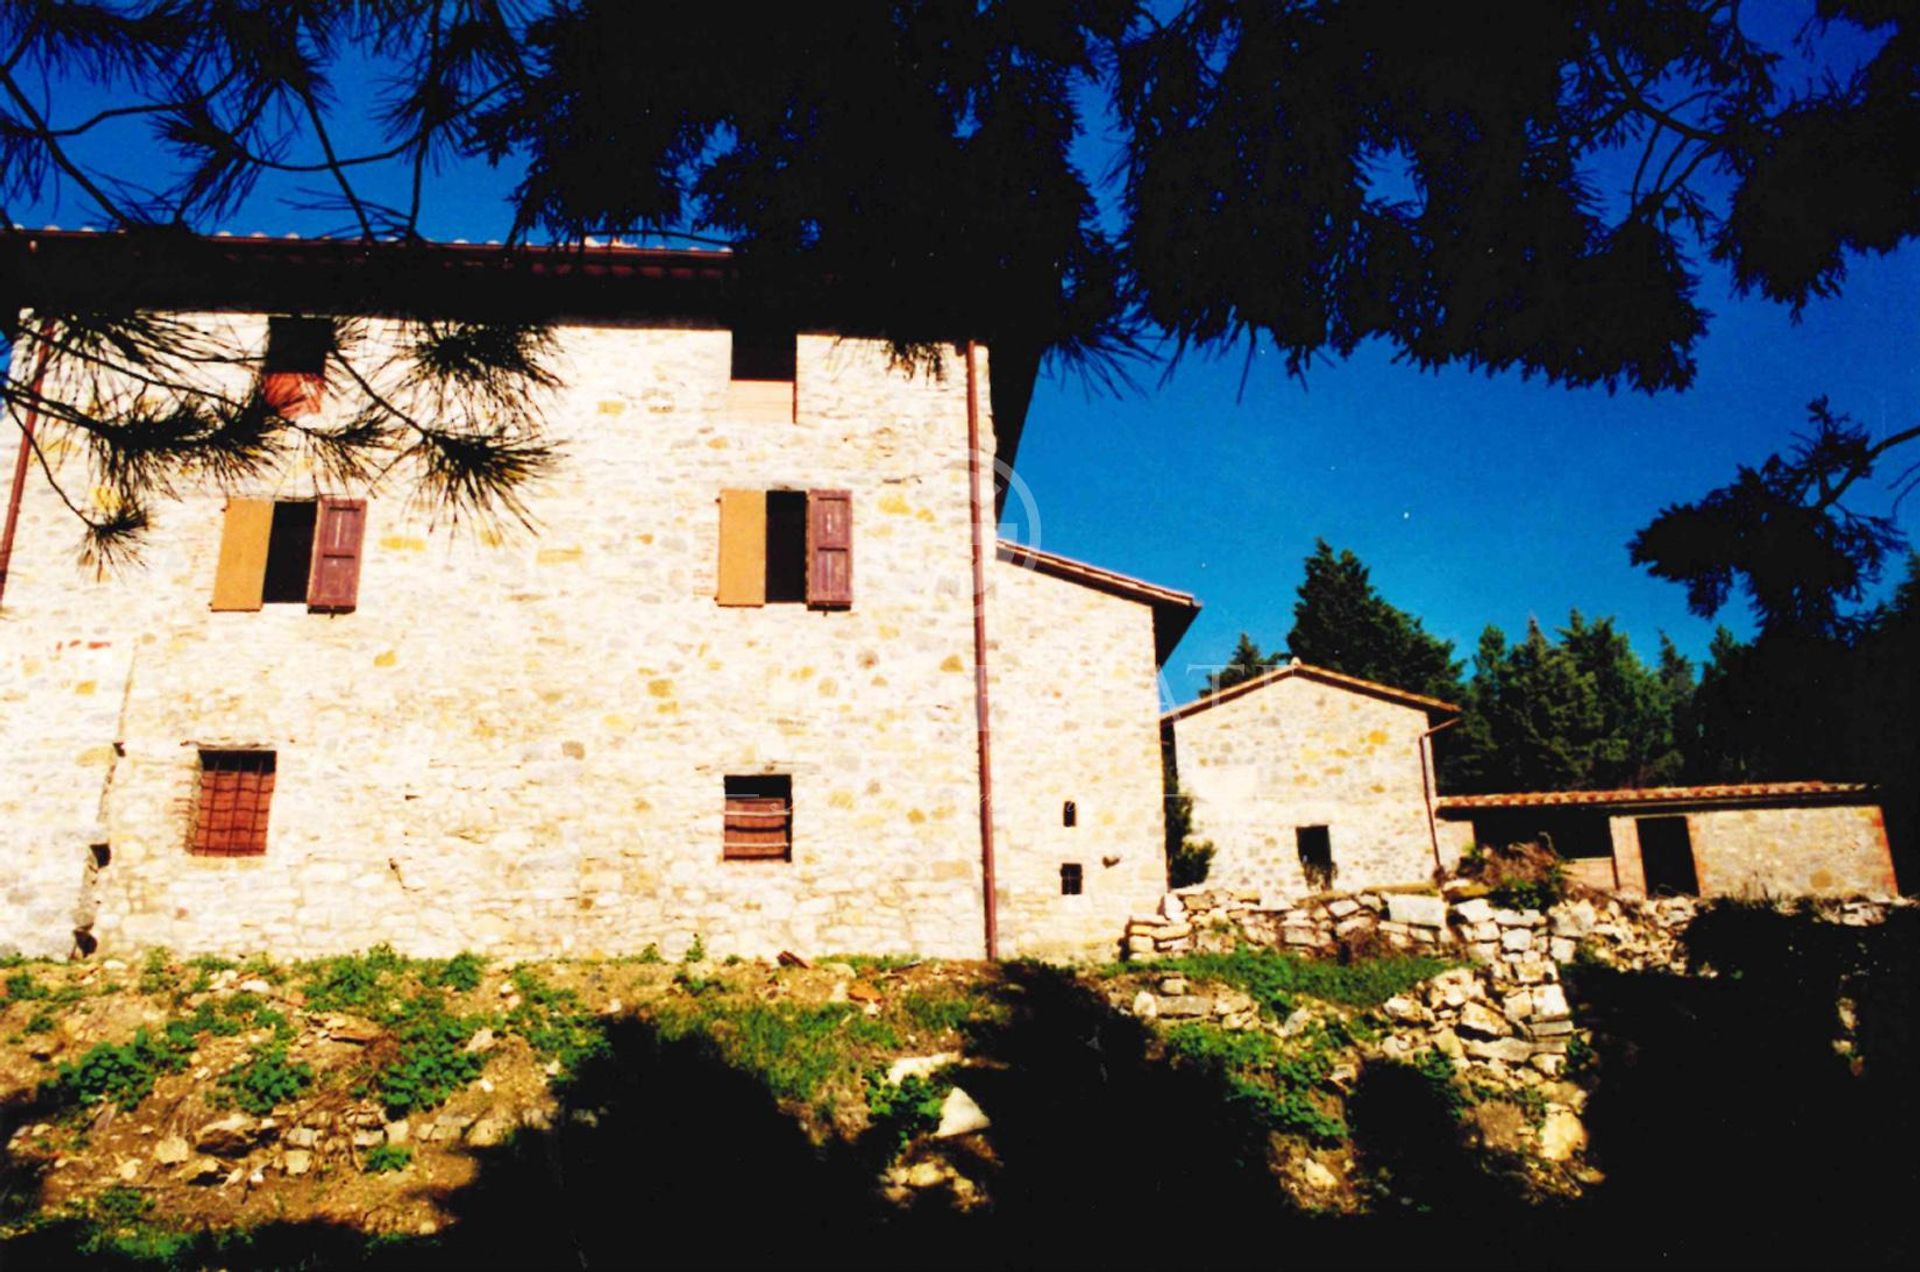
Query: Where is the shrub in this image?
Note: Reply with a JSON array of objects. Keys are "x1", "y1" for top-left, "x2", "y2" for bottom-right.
[
  {"x1": 1458, "y1": 839, "x2": 1566, "y2": 911},
  {"x1": 362, "y1": 1144, "x2": 412, "y2": 1174},
  {"x1": 683, "y1": 934, "x2": 707, "y2": 964},
  {"x1": 1164, "y1": 775, "x2": 1214, "y2": 888},
  {"x1": 1162, "y1": 1022, "x2": 1347, "y2": 1144},
  {"x1": 217, "y1": 1043, "x2": 314, "y2": 1115}
]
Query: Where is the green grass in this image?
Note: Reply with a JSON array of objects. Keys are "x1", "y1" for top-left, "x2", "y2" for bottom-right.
[
  {"x1": 1150, "y1": 946, "x2": 1459, "y2": 1014},
  {"x1": 900, "y1": 985, "x2": 1002, "y2": 1035},
  {"x1": 4, "y1": 971, "x2": 51, "y2": 1002}
]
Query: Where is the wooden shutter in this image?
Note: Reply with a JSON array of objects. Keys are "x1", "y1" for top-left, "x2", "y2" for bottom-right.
[
  {"x1": 716, "y1": 489, "x2": 767, "y2": 606},
  {"x1": 806, "y1": 489, "x2": 852, "y2": 609},
  {"x1": 724, "y1": 776, "x2": 792, "y2": 861},
  {"x1": 210, "y1": 498, "x2": 274, "y2": 611},
  {"x1": 307, "y1": 497, "x2": 367, "y2": 614}
]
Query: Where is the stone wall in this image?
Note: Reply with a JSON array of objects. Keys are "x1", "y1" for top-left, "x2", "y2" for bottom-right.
[
  {"x1": 1609, "y1": 804, "x2": 1896, "y2": 899},
  {"x1": 0, "y1": 317, "x2": 1050, "y2": 960},
  {"x1": 985, "y1": 559, "x2": 1169, "y2": 958},
  {"x1": 1167, "y1": 675, "x2": 1448, "y2": 903}
]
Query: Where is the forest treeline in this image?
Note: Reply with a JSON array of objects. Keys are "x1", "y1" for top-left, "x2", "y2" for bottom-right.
[{"x1": 1208, "y1": 542, "x2": 1919, "y2": 823}]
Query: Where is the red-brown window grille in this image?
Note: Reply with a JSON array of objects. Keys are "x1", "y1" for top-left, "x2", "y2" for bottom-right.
[
  {"x1": 191, "y1": 750, "x2": 276, "y2": 857},
  {"x1": 724, "y1": 775, "x2": 792, "y2": 861}
]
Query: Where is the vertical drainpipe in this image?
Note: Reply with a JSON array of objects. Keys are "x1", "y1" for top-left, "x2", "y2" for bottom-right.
[
  {"x1": 0, "y1": 320, "x2": 57, "y2": 611},
  {"x1": 1419, "y1": 716, "x2": 1461, "y2": 879},
  {"x1": 965, "y1": 340, "x2": 998, "y2": 961}
]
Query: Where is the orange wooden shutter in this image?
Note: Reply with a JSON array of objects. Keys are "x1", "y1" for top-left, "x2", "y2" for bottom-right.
[
  {"x1": 806, "y1": 490, "x2": 851, "y2": 609},
  {"x1": 210, "y1": 498, "x2": 274, "y2": 611},
  {"x1": 307, "y1": 497, "x2": 367, "y2": 613},
  {"x1": 716, "y1": 489, "x2": 768, "y2": 606}
]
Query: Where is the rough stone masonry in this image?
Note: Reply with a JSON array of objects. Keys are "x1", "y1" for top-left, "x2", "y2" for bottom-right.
[{"x1": 0, "y1": 300, "x2": 1177, "y2": 962}]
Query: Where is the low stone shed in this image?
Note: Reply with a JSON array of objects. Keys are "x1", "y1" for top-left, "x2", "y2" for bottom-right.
[
  {"x1": 1436, "y1": 783, "x2": 1898, "y2": 899},
  {"x1": 1162, "y1": 661, "x2": 1460, "y2": 904}
]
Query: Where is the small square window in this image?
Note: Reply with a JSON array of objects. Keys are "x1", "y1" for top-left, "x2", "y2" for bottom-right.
[
  {"x1": 191, "y1": 750, "x2": 275, "y2": 857},
  {"x1": 730, "y1": 327, "x2": 796, "y2": 382},
  {"x1": 725, "y1": 775, "x2": 792, "y2": 862},
  {"x1": 1063, "y1": 800, "x2": 1077, "y2": 828},
  {"x1": 1297, "y1": 825, "x2": 1335, "y2": 891},
  {"x1": 1060, "y1": 863, "x2": 1083, "y2": 896},
  {"x1": 263, "y1": 317, "x2": 331, "y2": 417}
]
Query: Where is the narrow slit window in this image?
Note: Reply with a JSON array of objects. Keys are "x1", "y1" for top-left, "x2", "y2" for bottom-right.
[
  {"x1": 1063, "y1": 800, "x2": 1077, "y2": 828},
  {"x1": 724, "y1": 775, "x2": 792, "y2": 862},
  {"x1": 1297, "y1": 825, "x2": 1335, "y2": 892},
  {"x1": 190, "y1": 750, "x2": 276, "y2": 857},
  {"x1": 1060, "y1": 863, "x2": 1083, "y2": 896}
]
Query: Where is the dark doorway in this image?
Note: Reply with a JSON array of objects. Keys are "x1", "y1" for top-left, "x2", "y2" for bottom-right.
[{"x1": 1637, "y1": 816, "x2": 1699, "y2": 895}]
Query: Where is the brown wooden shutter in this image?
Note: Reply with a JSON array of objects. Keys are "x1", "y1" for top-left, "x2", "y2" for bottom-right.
[
  {"x1": 210, "y1": 498, "x2": 274, "y2": 611},
  {"x1": 806, "y1": 489, "x2": 852, "y2": 609},
  {"x1": 307, "y1": 497, "x2": 367, "y2": 614},
  {"x1": 716, "y1": 489, "x2": 767, "y2": 606}
]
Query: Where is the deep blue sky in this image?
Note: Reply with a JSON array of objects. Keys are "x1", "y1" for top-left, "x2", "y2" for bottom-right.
[{"x1": 13, "y1": 6, "x2": 1917, "y2": 703}]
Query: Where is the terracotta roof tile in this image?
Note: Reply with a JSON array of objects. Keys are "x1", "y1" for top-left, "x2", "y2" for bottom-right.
[{"x1": 1435, "y1": 781, "x2": 1875, "y2": 811}]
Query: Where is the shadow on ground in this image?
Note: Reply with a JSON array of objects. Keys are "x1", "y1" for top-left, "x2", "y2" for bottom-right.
[{"x1": 5, "y1": 908, "x2": 1916, "y2": 1268}]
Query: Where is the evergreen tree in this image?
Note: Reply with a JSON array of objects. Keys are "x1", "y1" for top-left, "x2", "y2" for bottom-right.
[
  {"x1": 1490, "y1": 620, "x2": 1603, "y2": 791},
  {"x1": 1559, "y1": 612, "x2": 1684, "y2": 787},
  {"x1": 1208, "y1": 632, "x2": 1281, "y2": 695},
  {"x1": 1285, "y1": 540, "x2": 1464, "y2": 703}
]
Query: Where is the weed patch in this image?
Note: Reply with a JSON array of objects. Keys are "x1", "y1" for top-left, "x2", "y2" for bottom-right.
[
  {"x1": 865, "y1": 1071, "x2": 948, "y2": 1150},
  {"x1": 362, "y1": 1144, "x2": 412, "y2": 1174},
  {"x1": 1162, "y1": 1021, "x2": 1347, "y2": 1145},
  {"x1": 217, "y1": 1043, "x2": 315, "y2": 1115}
]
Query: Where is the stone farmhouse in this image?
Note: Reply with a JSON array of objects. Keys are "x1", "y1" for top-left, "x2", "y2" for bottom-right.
[
  {"x1": 0, "y1": 232, "x2": 1197, "y2": 963},
  {"x1": 1, "y1": 233, "x2": 1900, "y2": 966}
]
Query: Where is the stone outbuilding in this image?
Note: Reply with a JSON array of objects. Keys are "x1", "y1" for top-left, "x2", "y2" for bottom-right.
[
  {"x1": 1436, "y1": 783, "x2": 1897, "y2": 899},
  {"x1": 1162, "y1": 661, "x2": 1460, "y2": 904}
]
